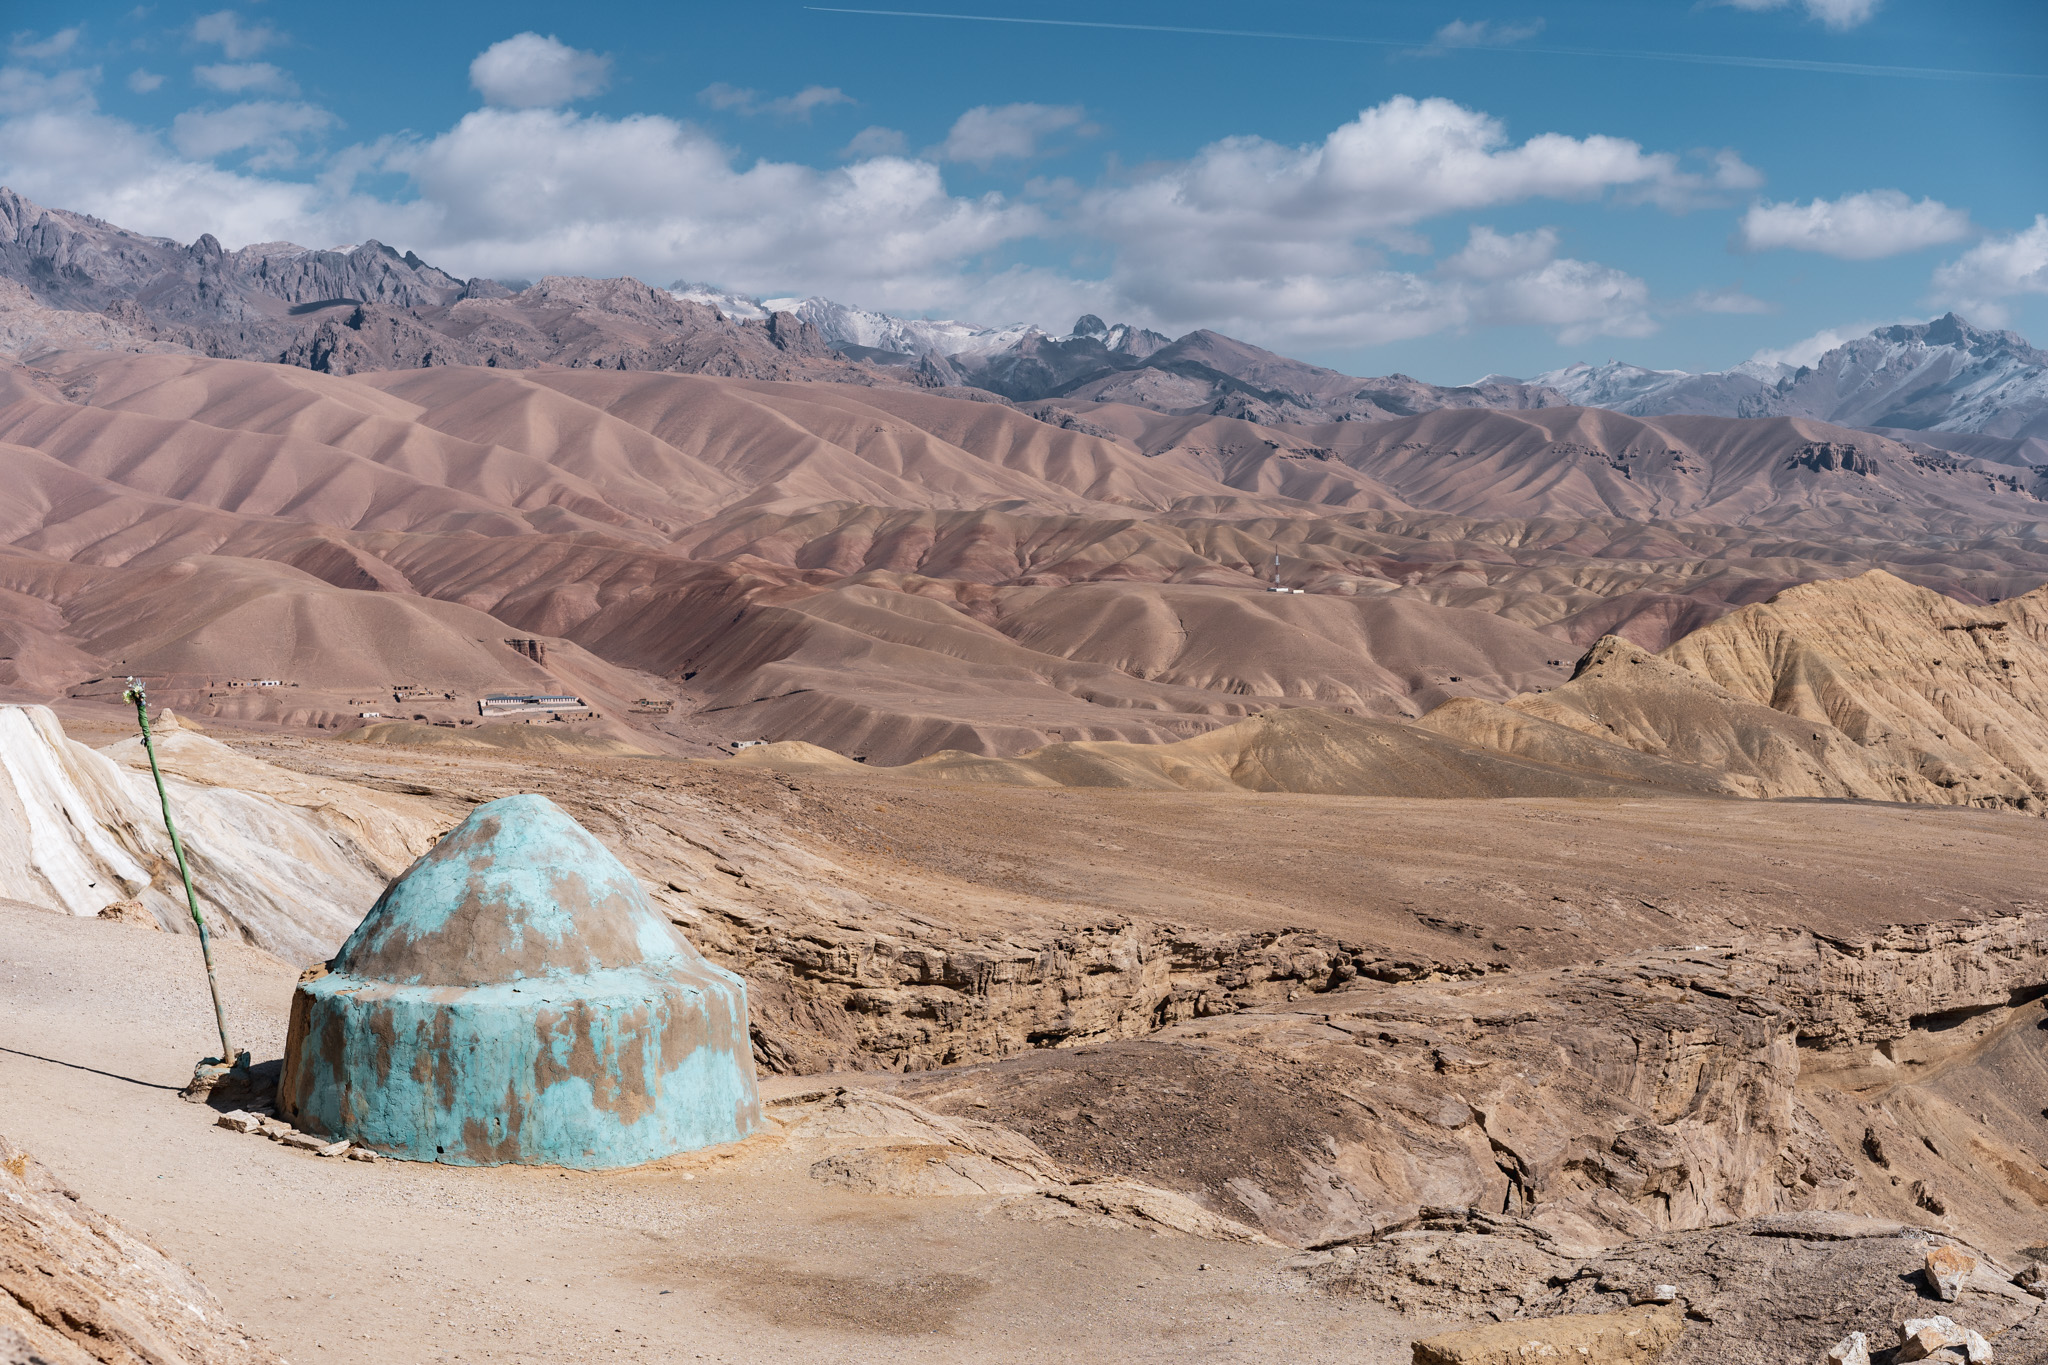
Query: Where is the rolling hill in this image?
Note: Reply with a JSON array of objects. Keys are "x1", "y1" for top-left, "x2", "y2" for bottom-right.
[{"x1": 0, "y1": 339, "x2": 2044, "y2": 771}]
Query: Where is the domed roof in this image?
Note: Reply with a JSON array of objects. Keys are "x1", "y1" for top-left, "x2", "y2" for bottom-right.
[{"x1": 332, "y1": 794, "x2": 688, "y2": 987}]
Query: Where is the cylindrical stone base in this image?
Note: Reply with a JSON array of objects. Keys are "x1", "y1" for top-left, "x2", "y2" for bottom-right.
[{"x1": 278, "y1": 960, "x2": 763, "y2": 1168}]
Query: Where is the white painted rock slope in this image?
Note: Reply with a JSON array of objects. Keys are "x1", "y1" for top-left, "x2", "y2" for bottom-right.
[{"x1": 0, "y1": 705, "x2": 442, "y2": 964}]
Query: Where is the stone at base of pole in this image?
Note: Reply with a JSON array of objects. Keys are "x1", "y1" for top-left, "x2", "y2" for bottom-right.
[{"x1": 182, "y1": 1050, "x2": 253, "y2": 1104}]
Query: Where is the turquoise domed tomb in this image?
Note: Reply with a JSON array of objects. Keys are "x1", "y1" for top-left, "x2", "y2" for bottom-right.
[{"x1": 279, "y1": 794, "x2": 763, "y2": 1167}]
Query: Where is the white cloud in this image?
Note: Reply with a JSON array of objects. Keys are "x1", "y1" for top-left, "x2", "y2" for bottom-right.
[
  {"x1": 0, "y1": 105, "x2": 335, "y2": 247},
  {"x1": 191, "y1": 11, "x2": 278, "y2": 60},
  {"x1": 1745, "y1": 321, "x2": 1888, "y2": 369},
  {"x1": 469, "y1": 34, "x2": 609, "y2": 109},
  {"x1": 1931, "y1": 216, "x2": 2048, "y2": 327},
  {"x1": 1737, "y1": 190, "x2": 1971, "y2": 260},
  {"x1": 1, "y1": 68, "x2": 1028, "y2": 301},
  {"x1": 1440, "y1": 225, "x2": 1559, "y2": 279},
  {"x1": 1807, "y1": 0, "x2": 1882, "y2": 24},
  {"x1": 841, "y1": 125, "x2": 906, "y2": 159},
  {"x1": 1084, "y1": 98, "x2": 1736, "y2": 255},
  {"x1": 0, "y1": 64, "x2": 97, "y2": 115},
  {"x1": 1685, "y1": 286, "x2": 1774, "y2": 315},
  {"x1": 1419, "y1": 18, "x2": 1544, "y2": 54},
  {"x1": 1478, "y1": 259, "x2": 1656, "y2": 343},
  {"x1": 194, "y1": 62, "x2": 295, "y2": 95},
  {"x1": 1626, "y1": 148, "x2": 1760, "y2": 212},
  {"x1": 1722, "y1": 0, "x2": 1880, "y2": 30},
  {"x1": 10, "y1": 28, "x2": 81, "y2": 61},
  {"x1": 1070, "y1": 96, "x2": 1733, "y2": 341},
  {"x1": 378, "y1": 107, "x2": 1043, "y2": 306},
  {"x1": 171, "y1": 100, "x2": 337, "y2": 169},
  {"x1": 938, "y1": 104, "x2": 1090, "y2": 167},
  {"x1": 127, "y1": 69, "x2": 164, "y2": 94},
  {"x1": 1440, "y1": 227, "x2": 1655, "y2": 343},
  {"x1": 698, "y1": 83, "x2": 853, "y2": 121}
]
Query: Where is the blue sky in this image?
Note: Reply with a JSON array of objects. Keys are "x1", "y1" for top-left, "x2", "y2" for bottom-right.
[{"x1": 3, "y1": 1, "x2": 2043, "y2": 381}]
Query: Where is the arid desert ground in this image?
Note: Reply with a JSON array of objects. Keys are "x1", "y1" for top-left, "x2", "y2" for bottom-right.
[{"x1": 10, "y1": 704, "x2": 2048, "y2": 1364}]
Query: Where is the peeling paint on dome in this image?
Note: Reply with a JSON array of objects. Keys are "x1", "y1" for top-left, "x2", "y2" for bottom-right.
[{"x1": 278, "y1": 794, "x2": 763, "y2": 1167}]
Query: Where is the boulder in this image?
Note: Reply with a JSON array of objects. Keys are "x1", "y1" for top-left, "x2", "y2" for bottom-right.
[
  {"x1": 1827, "y1": 1331, "x2": 1869, "y2": 1365},
  {"x1": 1899, "y1": 1316, "x2": 1965, "y2": 1361},
  {"x1": 1927, "y1": 1247, "x2": 1977, "y2": 1303}
]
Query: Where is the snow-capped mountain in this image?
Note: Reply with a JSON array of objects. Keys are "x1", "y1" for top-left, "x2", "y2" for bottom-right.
[
  {"x1": 668, "y1": 282, "x2": 772, "y2": 320},
  {"x1": 1525, "y1": 314, "x2": 2048, "y2": 441},
  {"x1": 1784, "y1": 315, "x2": 2048, "y2": 437},
  {"x1": 1524, "y1": 361, "x2": 1787, "y2": 422},
  {"x1": 666, "y1": 284, "x2": 1038, "y2": 359},
  {"x1": 780, "y1": 297, "x2": 1041, "y2": 359}
]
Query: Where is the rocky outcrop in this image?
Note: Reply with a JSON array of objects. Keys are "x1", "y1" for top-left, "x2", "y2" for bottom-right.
[
  {"x1": 889, "y1": 913, "x2": 2048, "y2": 1261},
  {"x1": 278, "y1": 303, "x2": 462, "y2": 374},
  {"x1": 0, "y1": 1130, "x2": 285, "y2": 1365},
  {"x1": 770, "y1": 1084, "x2": 1275, "y2": 1243},
  {"x1": 1658, "y1": 571, "x2": 2048, "y2": 811},
  {"x1": 1790, "y1": 440, "x2": 1876, "y2": 475},
  {"x1": 1410, "y1": 1304, "x2": 1684, "y2": 1365},
  {"x1": 1301, "y1": 1214, "x2": 2043, "y2": 1365},
  {"x1": 676, "y1": 849, "x2": 1477, "y2": 1072}
]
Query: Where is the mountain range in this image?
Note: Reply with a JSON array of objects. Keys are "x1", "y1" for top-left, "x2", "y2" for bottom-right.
[
  {"x1": 677, "y1": 281, "x2": 2048, "y2": 452},
  {"x1": 6, "y1": 186, "x2": 2045, "y2": 452}
]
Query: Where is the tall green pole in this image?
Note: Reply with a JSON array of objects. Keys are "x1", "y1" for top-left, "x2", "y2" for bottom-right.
[{"x1": 123, "y1": 679, "x2": 235, "y2": 1067}]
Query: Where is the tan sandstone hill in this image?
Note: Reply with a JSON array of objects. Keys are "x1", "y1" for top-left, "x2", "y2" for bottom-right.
[{"x1": 1483, "y1": 571, "x2": 2048, "y2": 810}]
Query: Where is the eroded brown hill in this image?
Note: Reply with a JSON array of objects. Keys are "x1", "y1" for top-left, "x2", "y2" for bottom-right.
[{"x1": 1, "y1": 351, "x2": 2047, "y2": 767}]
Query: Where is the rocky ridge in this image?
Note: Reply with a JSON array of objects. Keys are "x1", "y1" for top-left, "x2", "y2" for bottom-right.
[
  {"x1": 0, "y1": 188, "x2": 874, "y2": 383},
  {"x1": 15, "y1": 185, "x2": 2045, "y2": 451},
  {"x1": 0, "y1": 189, "x2": 1577, "y2": 426},
  {"x1": 891, "y1": 912, "x2": 2048, "y2": 1257},
  {"x1": 938, "y1": 320, "x2": 1568, "y2": 426}
]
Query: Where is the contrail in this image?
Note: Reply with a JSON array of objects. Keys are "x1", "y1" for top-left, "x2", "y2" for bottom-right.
[{"x1": 804, "y1": 7, "x2": 2045, "y2": 81}]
